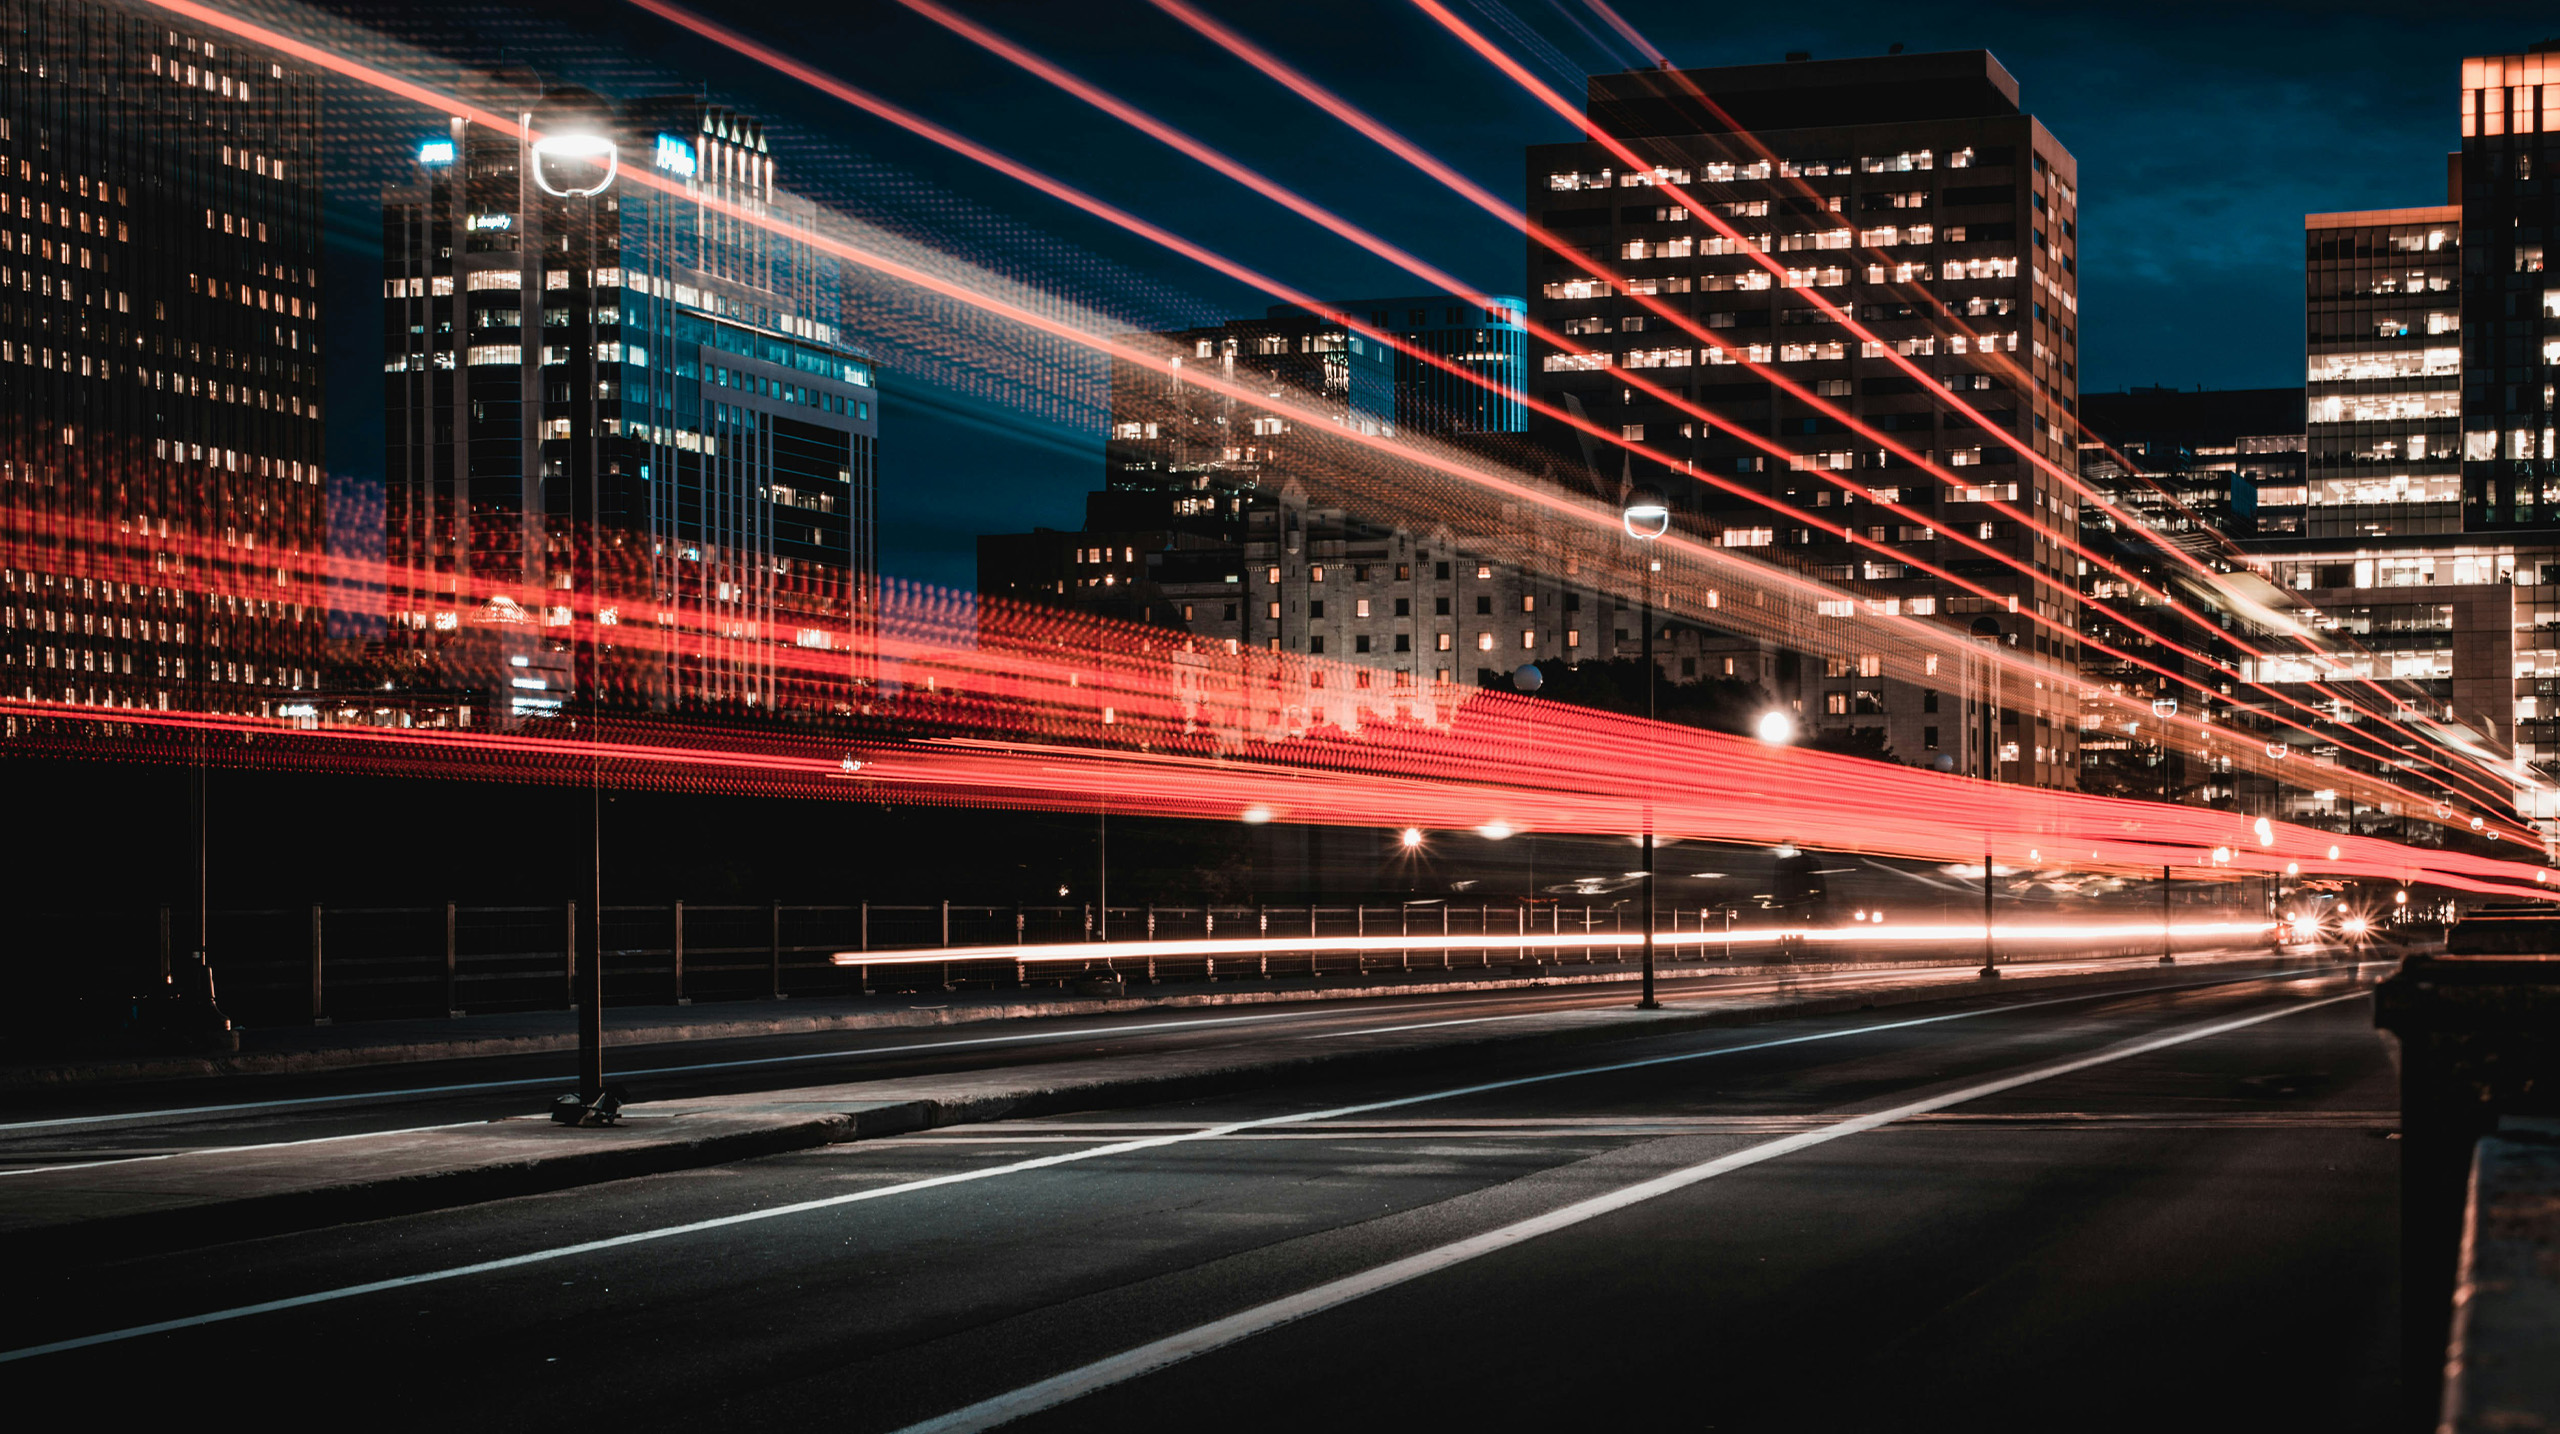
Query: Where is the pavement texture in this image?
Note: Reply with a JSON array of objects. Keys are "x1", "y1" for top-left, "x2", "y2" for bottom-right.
[
  {"x1": 0, "y1": 947, "x2": 2323, "y2": 1266},
  {"x1": 0, "y1": 962, "x2": 2401, "y2": 1430},
  {"x1": 2445, "y1": 1116, "x2": 2560, "y2": 1433}
]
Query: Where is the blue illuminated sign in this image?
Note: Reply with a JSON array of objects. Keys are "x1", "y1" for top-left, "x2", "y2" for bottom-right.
[
  {"x1": 418, "y1": 138, "x2": 456, "y2": 166},
  {"x1": 653, "y1": 133, "x2": 698, "y2": 177}
]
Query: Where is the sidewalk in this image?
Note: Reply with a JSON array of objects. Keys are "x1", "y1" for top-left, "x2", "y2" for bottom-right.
[
  {"x1": 0, "y1": 945, "x2": 2305, "y2": 1090},
  {"x1": 0, "y1": 947, "x2": 2341, "y2": 1267}
]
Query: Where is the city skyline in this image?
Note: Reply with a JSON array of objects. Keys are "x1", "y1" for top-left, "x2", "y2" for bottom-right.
[{"x1": 303, "y1": 0, "x2": 2559, "y2": 588}]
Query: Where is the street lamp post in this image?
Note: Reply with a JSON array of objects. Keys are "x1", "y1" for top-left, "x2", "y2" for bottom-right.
[
  {"x1": 533, "y1": 97, "x2": 619, "y2": 1119},
  {"x1": 2160, "y1": 863, "x2": 2176, "y2": 965},
  {"x1": 1514, "y1": 663, "x2": 1542, "y2": 910},
  {"x1": 1968, "y1": 618, "x2": 2002, "y2": 979},
  {"x1": 1623, "y1": 485, "x2": 1669, "y2": 1010}
]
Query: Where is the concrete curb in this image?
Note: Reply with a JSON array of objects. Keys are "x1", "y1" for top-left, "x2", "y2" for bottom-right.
[
  {"x1": 2, "y1": 952, "x2": 2349, "y2": 1268},
  {"x1": 2442, "y1": 1117, "x2": 2560, "y2": 1432},
  {"x1": 0, "y1": 949, "x2": 2247, "y2": 1089}
]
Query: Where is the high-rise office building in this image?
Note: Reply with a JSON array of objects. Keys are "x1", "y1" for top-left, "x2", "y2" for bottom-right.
[
  {"x1": 2235, "y1": 53, "x2": 2560, "y2": 842},
  {"x1": 1527, "y1": 51, "x2": 2081, "y2": 786},
  {"x1": 1099, "y1": 298, "x2": 1526, "y2": 534},
  {"x1": 2076, "y1": 387, "x2": 2304, "y2": 809},
  {"x1": 2081, "y1": 386, "x2": 2307, "y2": 541},
  {"x1": 0, "y1": 0, "x2": 327, "y2": 716},
  {"x1": 2302, "y1": 205, "x2": 2463, "y2": 538},
  {"x1": 981, "y1": 292, "x2": 1760, "y2": 697},
  {"x1": 382, "y1": 92, "x2": 878, "y2": 724},
  {"x1": 2459, "y1": 50, "x2": 2560, "y2": 529}
]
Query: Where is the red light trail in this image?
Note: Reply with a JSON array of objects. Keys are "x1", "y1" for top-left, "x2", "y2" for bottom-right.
[
  {"x1": 847, "y1": 0, "x2": 2521, "y2": 817},
  {"x1": 35, "y1": 2, "x2": 2539, "y2": 886}
]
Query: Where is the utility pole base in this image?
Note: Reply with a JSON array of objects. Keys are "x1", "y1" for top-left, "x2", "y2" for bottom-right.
[
  {"x1": 550, "y1": 1088, "x2": 625, "y2": 1126},
  {"x1": 1635, "y1": 999, "x2": 1661, "y2": 1010},
  {"x1": 2158, "y1": 954, "x2": 2177, "y2": 965},
  {"x1": 1977, "y1": 966, "x2": 2001, "y2": 979}
]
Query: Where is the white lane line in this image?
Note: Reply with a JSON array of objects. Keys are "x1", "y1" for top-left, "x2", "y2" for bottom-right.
[
  {"x1": 0, "y1": 1120, "x2": 489, "y2": 1178},
  {"x1": 0, "y1": 971, "x2": 2321, "y2": 1366},
  {"x1": 1302, "y1": 954, "x2": 2290, "y2": 1040},
  {"x1": 895, "y1": 991, "x2": 2364, "y2": 1434}
]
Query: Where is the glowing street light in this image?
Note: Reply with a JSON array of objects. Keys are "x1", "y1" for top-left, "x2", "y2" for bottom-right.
[
  {"x1": 1621, "y1": 490, "x2": 1672, "y2": 541},
  {"x1": 1756, "y1": 709, "x2": 1795, "y2": 745},
  {"x1": 534, "y1": 88, "x2": 623, "y2": 1126},
  {"x1": 1400, "y1": 827, "x2": 1424, "y2": 849},
  {"x1": 529, "y1": 129, "x2": 619, "y2": 198}
]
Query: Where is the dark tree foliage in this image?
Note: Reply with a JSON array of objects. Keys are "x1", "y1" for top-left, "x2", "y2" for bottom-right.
[
  {"x1": 1807, "y1": 725, "x2": 1897, "y2": 764},
  {"x1": 1478, "y1": 657, "x2": 1773, "y2": 737}
]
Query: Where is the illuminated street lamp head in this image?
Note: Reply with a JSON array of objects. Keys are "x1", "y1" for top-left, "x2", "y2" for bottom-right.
[
  {"x1": 529, "y1": 89, "x2": 619, "y2": 198},
  {"x1": 1755, "y1": 709, "x2": 1795, "y2": 745},
  {"x1": 1621, "y1": 483, "x2": 1671, "y2": 541},
  {"x1": 1400, "y1": 827, "x2": 1424, "y2": 850}
]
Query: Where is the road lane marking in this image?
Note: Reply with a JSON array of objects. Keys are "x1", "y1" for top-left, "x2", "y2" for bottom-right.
[
  {"x1": 0, "y1": 968, "x2": 2358, "y2": 1365},
  {"x1": 894, "y1": 991, "x2": 2365, "y2": 1434}
]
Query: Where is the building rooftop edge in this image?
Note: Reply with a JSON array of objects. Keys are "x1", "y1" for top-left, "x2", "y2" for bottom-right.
[{"x1": 2305, "y1": 205, "x2": 2461, "y2": 229}]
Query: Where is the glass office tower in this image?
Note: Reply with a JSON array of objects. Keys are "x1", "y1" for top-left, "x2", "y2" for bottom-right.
[{"x1": 383, "y1": 95, "x2": 877, "y2": 724}]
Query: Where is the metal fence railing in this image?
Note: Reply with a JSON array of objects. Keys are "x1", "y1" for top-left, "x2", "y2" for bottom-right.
[{"x1": 126, "y1": 897, "x2": 2262, "y2": 1029}]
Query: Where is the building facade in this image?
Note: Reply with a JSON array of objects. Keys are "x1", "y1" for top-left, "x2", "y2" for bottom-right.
[
  {"x1": 2076, "y1": 387, "x2": 2305, "y2": 811},
  {"x1": 2460, "y1": 51, "x2": 2560, "y2": 531},
  {"x1": 2303, "y1": 206, "x2": 2463, "y2": 539},
  {"x1": 382, "y1": 93, "x2": 877, "y2": 724},
  {"x1": 1526, "y1": 51, "x2": 2083, "y2": 786},
  {"x1": 0, "y1": 0, "x2": 327, "y2": 717},
  {"x1": 982, "y1": 294, "x2": 1774, "y2": 711}
]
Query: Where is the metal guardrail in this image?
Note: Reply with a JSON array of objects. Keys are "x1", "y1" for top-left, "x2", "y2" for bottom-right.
[{"x1": 153, "y1": 899, "x2": 2264, "y2": 1028}]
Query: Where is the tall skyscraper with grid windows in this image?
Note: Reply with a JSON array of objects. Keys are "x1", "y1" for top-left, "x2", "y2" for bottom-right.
[
  {"x1": 381, "y1": 91, "x2": 877, "y2": 725},
  {"x1": 1526, "y1": 51, "x2": 2081, "y2": 787},
  {"x1": 0, "y1": 0, "x2": 327, "y2": 718}
]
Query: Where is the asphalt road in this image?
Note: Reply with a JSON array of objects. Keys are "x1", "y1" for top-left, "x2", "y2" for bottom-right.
[
  {"x1": 1, "y1": 961, "x2": 2397, "y2": 1430},
  {"x1": 0, "y1": 949, "x2": 2290, "y2": 1166}
]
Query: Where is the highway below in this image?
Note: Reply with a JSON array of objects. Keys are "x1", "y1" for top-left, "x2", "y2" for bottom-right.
[{"x1": 0, "y1": 958, "x2": 2399, "y2": 1429}]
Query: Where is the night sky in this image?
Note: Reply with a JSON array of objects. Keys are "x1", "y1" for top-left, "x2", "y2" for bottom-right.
[{"x1": 321, "y1": 0, "x2": 2560, "y2": 589}]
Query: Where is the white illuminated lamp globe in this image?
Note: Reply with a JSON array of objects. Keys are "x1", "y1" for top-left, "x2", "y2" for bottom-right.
[
  {"x1": 1400, "y1": 827, "x2": 1424, "y2": 849},
  {"x1": 1755, "y1": 709, "x2": 1795, "y2": 745},
  {"x1": 528, "y1": 94, "x2": 620, "y2": 198},
  {"x1": 1622, "y1": 490, "x2": 1672, "y2": 541},
  {"x1": 1240, "y1": 805, "x2": 1274, "y2": 825},
  {"x1": 2253, "y1": 817, "x2": 2275, "y2": 847}
]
